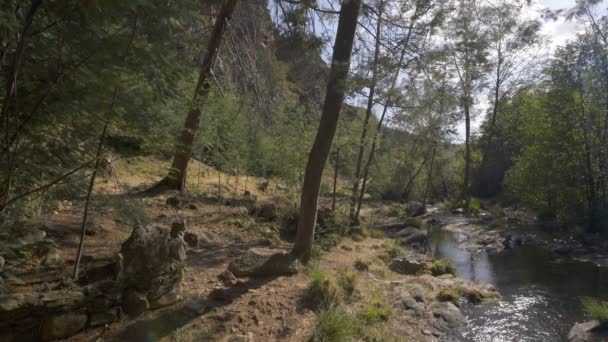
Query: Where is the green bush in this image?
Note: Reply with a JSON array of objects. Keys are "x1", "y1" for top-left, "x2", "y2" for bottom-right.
[
  {"x1": 437, "y1": 289, "x2": 461, "y2": 306},
  {"x1": 312, "y1": 306, "x2": 357, "y2": 342},
  {"x1": 426, "y1": 259, "x2": 457, "y2": 276},
  {"x1": 358, "y1": 304, "x2": 391, "y2": 323},
  {"x1": 336, "y1": 269, "x2": 357, "y2": 296},
  {"x1": 582, "y1": 297, "x2": 608, "y2": 323},
  {"x1": 308, "y1": 268, "x2": 341, "y2": 309},
  {"x1": 403, "y1": 217, "x2": 423, "y2": 228}
]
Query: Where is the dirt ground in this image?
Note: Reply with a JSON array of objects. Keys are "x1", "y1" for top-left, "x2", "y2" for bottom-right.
[{"x1": 2, "y1": 156, "x2": 497, "y2": 342}]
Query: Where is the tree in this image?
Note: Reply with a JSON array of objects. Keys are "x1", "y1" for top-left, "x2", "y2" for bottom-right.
[
  {"x1": 292, "y1": 0, "x2": 362, "y2": 263},
  {"x1": 155, "y1": 0, "x2": 239, "y2": 192},
  {"x1": 444, "y1": 0, "x2": 489, "y2": 209},
  {"x1": 349, "y1": 0, "x2": 384, "y2": 225}
]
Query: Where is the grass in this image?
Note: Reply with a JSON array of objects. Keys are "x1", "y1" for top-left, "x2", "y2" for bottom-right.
[
  {"x1": 437, "y1": 289, "x2": 461, "y2": 306},
  {"x1": 358, "y1": 304, "x2": 392, "y2": 323},
  {"x1": 403, "y1": 217, "x2": 423, "y2": 228},
  {"x1": 582, "y1": 297, "x2": 608, "y2": 323},
  {"x1": 312, "y1": 306, "x2": 357, "y2": 342},
  {"x1": 379, "y1": 240, "x2": 401, "y2": 263},
  {"x1": 426, "y1": 258, "x2": 457, "y2": 276},
  {"x1": 353, "y1": 257, "x2": 369, "y2": 272},
  {"x1": 368, "y1": 229, "x2": 385, "y2": 238},
  {"x1": 308, "y1": 268, "x2": 341, "y2": 309},
  {"x1": 387, "y1": 206, "x2": 402, "y2": 217},
  {"x1": 336, "y1": 268, "x2": 357, "y2": 296}
]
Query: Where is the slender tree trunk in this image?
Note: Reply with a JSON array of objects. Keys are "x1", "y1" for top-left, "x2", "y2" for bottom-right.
[
  {"x1": 292, "y1": 0, "x2": 362, "y2": 263},
  {"x1": 0, "y1": 0, "x2": 43, "y2": 206},
  {"x1": 463, "y1": 99, "x2": 471, "y2": 210},
  {"x1": 401, "y1": 148, "x2": 432, "y2": 200},
  {"x1": 73, "y1": 124, "x2": 107, "y2": 280},
  {"x1": 154, "y1": 0, "x2": 238, "y2": 192},
  {"x1": 423, "y1": 147, "x2": 436, "y2": 207},
  {"x1": 332, "y1": 148, "x2": 339, "y2": 212},
  {"x1": 349, "y1": 0, "x2": 384, "y2": 225}
]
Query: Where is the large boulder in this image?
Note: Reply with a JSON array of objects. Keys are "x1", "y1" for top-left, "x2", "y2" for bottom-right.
[
  {"x1": 405, "y1": 201, "x2": 426, "y2": 217},
  {"x1": 429, "y1": 302, "x2": 465, "y2": 335},
  {"x1": 228, "y1": 248, "x2": 302, "y2": 277},
  {"x1": 119, "y1": 224, "x2": 186, "y2": 314},
  {"x1": 568, "y1": 320, "x2": 606, "y2": 342},
  {"x1": 400, "y1": 231, "x2": 428, "y2": 246},
  {"x1": 389, "y1": 257, "x2": 427, "y2": 275}
]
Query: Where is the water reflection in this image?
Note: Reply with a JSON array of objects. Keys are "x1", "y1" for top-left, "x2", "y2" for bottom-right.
[{"x1": 428, "y1": 221, "x2": 608, "y2": 341}]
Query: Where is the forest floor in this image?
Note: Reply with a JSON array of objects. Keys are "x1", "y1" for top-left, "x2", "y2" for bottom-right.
[{"x1": 3, "y1": 156, "x2": 499, "y2": 342}]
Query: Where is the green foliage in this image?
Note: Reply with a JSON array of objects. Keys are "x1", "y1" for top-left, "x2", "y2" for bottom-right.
[
  {"x1": 308, "y1": 268, "x2": 341, "y2": 309},
  {"x1": 336, "y1": 268, "x2": 358, "y2": 296},
  {"x1": 403, "y1": 217, "x2": 423, "y2": 228},
  {"x1": 437, "y1": 289, "x2": 461, "y2": 305},
  {"x1": 426, "y1": 259, "x2": 457, "y2": 276},
  {"x1": 112, "y1": 198, "x2": 150, "y2": 227},
  {"x1": 358, "y1": 304, "x2": 391, "y2": 323},
  {"x1": 582, "y1": 297, "x2": 608, "y2": 323},
  {"x1": 312, "y1": 306, "x2": 357, "y2": 342}
]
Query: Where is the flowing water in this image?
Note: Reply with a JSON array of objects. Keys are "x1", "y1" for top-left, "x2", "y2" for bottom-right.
[{"x1": 428, "y1": 217, "x2": 608, "y2": 341}]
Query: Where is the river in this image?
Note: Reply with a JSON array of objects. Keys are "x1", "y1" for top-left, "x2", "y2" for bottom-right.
[{"x1": 428, "y1": 216, "x2": 608, "y2": 341}]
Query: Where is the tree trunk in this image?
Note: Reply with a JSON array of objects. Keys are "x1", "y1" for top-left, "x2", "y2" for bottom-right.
[
  {"x1": 352, "y1": 16, "x2": 417, "y2": 223},
  {"x1": 401, "y1": 148, "x2": 432, "y2": 201},
  {"x1": 332, "y1": 148, "x2": 339, "y2": 212},
  {"x1": 422, "y1": 147, "x2": 436, "y2": 207},
  {"x1": 463, "y1": 100, "x2": 471, "y2": 210},
  {"x1": 154, "y1": 0, "x2": 238, "y2": 192},
  {"x1": 292, "y1": 0, "x2": 362, "y2": 263},
  {"x1": 349, "y1": 0, "x2": 384, "y2": 225}
]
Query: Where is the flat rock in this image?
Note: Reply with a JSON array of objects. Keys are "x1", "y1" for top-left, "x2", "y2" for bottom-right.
[
  {"x1": 228, "y1": 248, "x2": 301, "y2": 277},
  {"x1": 40, "y1": 312, "x2": 87, "y2": 341},
  {"x1": 389, "y1": 257, "x2": 427, "y2": 275},
  {"x1": 568, "y1": 320, "x2": 606, "y2": 342}
]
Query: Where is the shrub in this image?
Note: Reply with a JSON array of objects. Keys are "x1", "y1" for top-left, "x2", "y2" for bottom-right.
[
  {"x1": 582, "y1": 297, "x2": 608, "y2": 323},
  {"x1": 368, "y1": 229, "x2": 384, "y2": 238},
  {"x1": 308, "y1": 268, "x2": 341, "y2": 309},
  {"x1": 336, "y1": 269, "x2": 357, "y2": 296},
  {"x1": 312, "y1": 306, "x2": 357, "y2": 342},
  {"x1": 379, "y1": 241, "x2": 401, "y2": 263},
  {"x1": 358, "y1": 304, "x2": 391, "y2": 323},
  {"x1": 353, "y1": 258, "x2": 369, "y2": 272},
  {"x1": 403, "y1": 217, "x2": 423, "y2": 228},
  {"x1": 387, "y1": 206, "x2": 402, "y2": 217},
  {"x1": 437, "y1": 289, "x2": 461, "y2": 306},
  {"x1": 426, "y1": 259, "x2": 456, "y2": 276}
]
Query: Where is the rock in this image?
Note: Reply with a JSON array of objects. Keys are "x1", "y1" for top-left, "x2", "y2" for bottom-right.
[
  {"x1": 389, "y1": 257, "x2": 426, "y2": 275},
  {"x1": 429, "y1": 302, "x2": 465, "y2": 334},
  {"x1": 119, "y1": 224, "x2": 186, "y2": 313},
  {"x1": 188, "y1": 203, "x2": 198, "y2": 210},
  {"x1": 85, "y1": 222, "x2": 104, "y2": 236},
  {"x1": 89, "y1": 308, "x2": 120, "y2": 327},
  {"x1": 166, "y1": 196, "x2": 181, "y2": 207},
  {"x1": 218, "y1": 270, "x2": 238, "y2": 287},
  {"x1": 257, "y1": 180, "x2": 269, "y2": 193},
  {"x1": 405, "y1": 284, "x2": 426, "y2": 303},
  {"x1": 257, "y1": 203, "x2": 277, "y2": 221},
  {"x1": 0, "y1": 256, "x2": 5, "y2": 271},
  {"x1": 184, "y1": 232, "x2": 199, "y2": 248},
  {"x1": 42, "y1": 246, "x2": 62, "y2": 266},
  {"x1": 171, "y1": 220, "x2": 187, "y2": 238},
  {"x1": 122, "y1": 288, "x2": 149, "y2": 317},
  {"x1": 567, "y1": 320, "x2": 603, "y2": 342},
  {"x1": 451, "y1": 208, "x2": 464, "y2": 215},
  {"x1": 228, "y1": 248, "x2": 302, "y2": 277},
  {"x1": 405, "y1": 201, "x2": 426, "y2": 217},
  {"x1": 395, "y1": 227, "x2": 419, "y2": 238},
  {"x1": 150, "y1": 284, "x2": 183, "y2": 309},
  {"x1": 400, "y1": 231, "x2": 428, "y2": 245},
  {"x1": 40, "y1": 312, "x2": 87, "y2": 341}
]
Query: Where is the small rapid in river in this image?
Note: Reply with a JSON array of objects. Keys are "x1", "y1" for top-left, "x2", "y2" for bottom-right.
[{"x1": 428, "y1": 215, "x2": 608, "y2": 341}]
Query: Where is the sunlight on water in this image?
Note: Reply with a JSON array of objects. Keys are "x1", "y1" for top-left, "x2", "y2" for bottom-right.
[{"x1": 463, "y1": 292, "x2": 559, "y2": 342}]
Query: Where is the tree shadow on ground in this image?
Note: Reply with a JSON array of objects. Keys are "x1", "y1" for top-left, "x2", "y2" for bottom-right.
[{"x1": 115, "y1": 276, "x2": 279, "y2": 341}]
